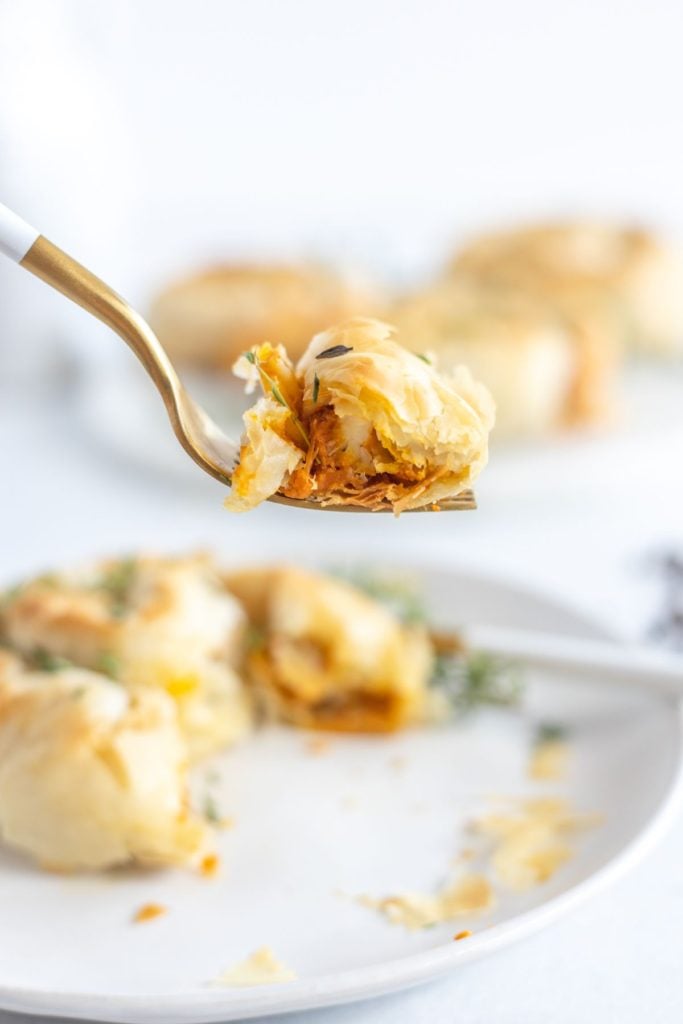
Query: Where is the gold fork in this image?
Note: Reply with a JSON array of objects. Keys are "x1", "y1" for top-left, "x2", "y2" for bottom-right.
[{"x1": 0, "y1": 202, "x2": 475, "y2": 512}]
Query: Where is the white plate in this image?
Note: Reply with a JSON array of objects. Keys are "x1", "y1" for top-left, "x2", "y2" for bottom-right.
[{"x1": 1, "y1": 565, "x2": 682, "y2": 1024}]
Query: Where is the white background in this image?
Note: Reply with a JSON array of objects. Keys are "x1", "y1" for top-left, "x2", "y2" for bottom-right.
[
  {"x1": 2, "y1": 1, "x2": 683, "y2": 1022},
  {"x1": 3, "y1": 0, "x2": 683, "y2": 346}
]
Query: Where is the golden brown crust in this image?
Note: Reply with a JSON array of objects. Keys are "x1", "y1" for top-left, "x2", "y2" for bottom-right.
[
  {"x1": 0, "y1": 660, "x2": 211, "y2": 870},
  {"x1": 1, "y1": 554, "x2": 252, "y2": 760},
  {"x1": 449, "y1": 221, "x2": 683, "y2": 357},
  {"x1": 149, "y1": 264, "x2": 383, "y2": 368}
]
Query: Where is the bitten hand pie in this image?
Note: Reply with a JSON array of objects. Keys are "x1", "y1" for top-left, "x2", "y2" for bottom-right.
[
  {"x1": 225, "y1": 317, "x2": 494, "y2": 513},
  {"x1": 0, "y1": 650, "x2": 210, "y2": 871},
  {"x1": 1, "y1": 554, "x2": 252, "y2": 760},
  {"x1": 223, "y1": 565, "x2": 434, "y2": 732}
]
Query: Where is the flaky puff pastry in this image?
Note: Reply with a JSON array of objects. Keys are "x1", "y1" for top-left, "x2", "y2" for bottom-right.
[
  {"x1": 224, "y1": 566, "x2": 434, "y2": 732},
  {"x1": 148, "y1": 264, "x2": 382, "y2": 368},
  {"x1": 450, "y1": 222, "x2": 683, "y2": 357},
  {"x1": 1, "y1": 554, "x2": 252, "y2": 760},
  {"x1": 0, "y1": 651, "x2": 210, "y2": 871},
  {"x1": 225, "y1": 318, "x2": 494, "y2": 513}
]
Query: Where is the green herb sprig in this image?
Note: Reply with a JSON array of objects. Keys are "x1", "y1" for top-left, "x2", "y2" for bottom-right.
[
  {"x1": 97, "y1": 651, "x2": 121, "y2": 681},
  {"x1": 203, "y1": 793, "x2": 221, "y2": 824},
  {"x1": 431, "y1": 649, "x2": 523, "y2": 712},
  {"x1": 534, "y1": 722, "x2": 568, "y2": 745},
  {"x1": 29, "y1": 648, "x2": 73, "y2": 673},
  {"x1": 244, "y1": 350, "x2": 309, "y2": 446},
  {"x1": 94, "y1": 559, "x2": 137, "y2": 619}
]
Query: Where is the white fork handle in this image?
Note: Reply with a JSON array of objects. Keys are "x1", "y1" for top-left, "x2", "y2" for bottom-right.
[
  {"x1": 0, "y1": 202, "x2": 40, "y2": 262},
  {"x1": 466, "y1": 625, "x2": 683, "y2": 700}
]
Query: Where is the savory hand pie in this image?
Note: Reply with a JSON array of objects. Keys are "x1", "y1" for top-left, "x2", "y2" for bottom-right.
[
  {"x1": 0, "y1": 650, "x2": 209, "y2": 871},
  {"x1": 223, "y1": 565, "x2": 434, "y2": 732},
  {"x1": 1, "y1": 554, "x2": 252, "y2": 760},
  {"x1": 148, "y1": 264, "x2": 382, "y2": 368},
  {"x1": 391, "y1": 282, "x2": 616, "y2": 436},
  {"x1": 449, "y1": 221, "x2": 683, "y2": 357},
  {"x1": 225, "y1": 317, "x2": 495, "y2": 512}
]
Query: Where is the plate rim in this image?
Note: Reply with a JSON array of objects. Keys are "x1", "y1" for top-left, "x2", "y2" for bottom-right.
[{"x1": 1, "y1": 565, "x2": 681, "y2": 1023}]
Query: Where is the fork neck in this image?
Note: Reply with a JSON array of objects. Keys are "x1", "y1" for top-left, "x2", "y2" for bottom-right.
[{"x1": 21, "y1": 235, "x2": 183, "y2": 410}]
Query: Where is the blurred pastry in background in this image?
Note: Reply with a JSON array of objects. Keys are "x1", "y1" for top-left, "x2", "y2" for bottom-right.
[
  {"x1": 148, "y1": 264, "x2": 382, "y2": 368},
  {"x1": 225, "y1": 317, "x2": 494, "y2": 513},
  {"x1": 449, "y1": 221, "x2": 683, "y2": 357},
  {"x1": 392, "y1": 283, "x2": 617, "y2": 437},
  {"x1": 224, "y1": 565, "x2": 434, "y2": 732},
  {"x1": 1, "y1": 554, "x2": 253, "y2": 760},
  {"x1": 0, "y1": 649, "x2": 210, "y2": 871}
]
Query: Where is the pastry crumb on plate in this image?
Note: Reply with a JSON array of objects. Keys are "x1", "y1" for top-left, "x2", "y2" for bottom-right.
[
  {"x1": 132, "y1": 903, "x2": 167, "y2": 924},
  {"x1": 212, "y1": 947, "x2": 296, "y2": 987},
  {"x1": 358, "y1": 873, "x2": 495, "y2": 930},
  {"x1": 529, "y1": 739, "x2": 570, "y2": 780}
]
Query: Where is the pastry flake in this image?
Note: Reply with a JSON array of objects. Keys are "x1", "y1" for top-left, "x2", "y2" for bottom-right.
[
  {"x1": 359, "y1": 873, "x2": 494, "y2": 930},
  {"x1": 212, "y1": 946, "x2": 296, "y2": 987}
]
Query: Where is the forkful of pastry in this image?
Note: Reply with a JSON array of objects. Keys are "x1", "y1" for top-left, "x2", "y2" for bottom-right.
[{"x1": 0, "y1": 202, "x2": 493, "y2": 513}]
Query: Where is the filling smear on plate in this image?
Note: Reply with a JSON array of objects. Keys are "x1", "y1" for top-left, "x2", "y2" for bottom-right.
[{"x1": 225, "y1": 317, "x2": 495, "y2": 513}]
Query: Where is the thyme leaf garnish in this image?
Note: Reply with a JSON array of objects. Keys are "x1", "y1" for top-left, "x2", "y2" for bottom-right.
[
  {"x1": 245, "y1": 352, "x2": 310, "y2": 447},
  {"x1": 535, "y1": 722, "x2": 568, "y2": 745},
  {"x1": 29, "y1": 648, "x2": 73, "y2": 673},
  {"x1": 431, "y1": 650, "x2": 523, "y2": 712},
  {"x1": 271, "y1": 384, "x2": 287, "y2": 407},
  {"x1": 94, "y1": 558, "x2": 137, "y2": 619},
  {"x1": 416, "y1": 353, "x2": 432, "y2": 364},
  {"x1": 203, "y1": 793, "x2": 221, "y2": 823},
  {"x1": 312, "y1": 373, "x2": 320, "y2": 404},
  {"x1": 316, "y1": 344, "x2": 353, "y2": 360},
  {"x1": 98, "y1": 651, "x2": 121, "y2": 681}
]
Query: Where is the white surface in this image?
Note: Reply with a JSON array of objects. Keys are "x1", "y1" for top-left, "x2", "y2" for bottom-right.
[
  {"x1": 0, "y1": 564, "x2": 681, "y2": 1024},
  {"x1": 3, "y1": 0, "x2": 683, "y2": 367},
  {"x1": 0, "y1": 203, "x2": 39, "y2": 263}
]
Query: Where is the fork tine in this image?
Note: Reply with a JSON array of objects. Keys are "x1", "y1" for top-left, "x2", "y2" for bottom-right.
[{"x1": 268, "y1": 490, "x2": 476, "y2": 512}]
